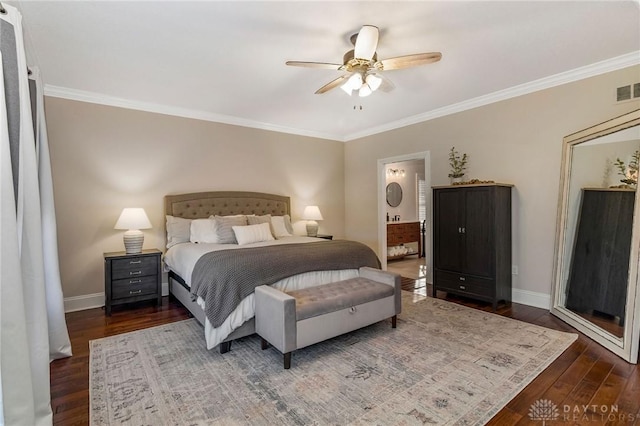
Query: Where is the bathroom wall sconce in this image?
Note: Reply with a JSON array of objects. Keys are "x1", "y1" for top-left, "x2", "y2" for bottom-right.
[{"x1": 387, "y1": 168, "x2": 405, "y2": 178}]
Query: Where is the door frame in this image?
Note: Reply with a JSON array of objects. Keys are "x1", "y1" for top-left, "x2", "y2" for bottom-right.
[{"x1": 377, "y1": 151, "x2": 431, "y2": 276}]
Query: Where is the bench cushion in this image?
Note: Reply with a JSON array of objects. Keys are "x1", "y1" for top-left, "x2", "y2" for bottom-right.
[{"x1": 286, "y1": 277, "x2": 394, "y2": 321}]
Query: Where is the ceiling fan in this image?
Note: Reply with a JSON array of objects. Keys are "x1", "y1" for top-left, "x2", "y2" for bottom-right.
[{"x1": 286, "y1": 25, "x2": 442, "y2": 97}]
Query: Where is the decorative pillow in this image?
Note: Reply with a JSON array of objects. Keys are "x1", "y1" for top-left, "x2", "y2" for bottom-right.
[
  {"x1": 247, "y1": 214, "x2": 271, "y2": 225},
  {"x1": 166, "y1": 215, "x2": 192, "y2": 248},
  {"x1": 247, "y1": 214, "x2": 274, "y2": 236},
  {"x1": 214, "y1": 215, "x2": 248, "y2": 244},
  {"x1": 233, "y1": 222, "x2": 275, "y2": 246},
  {"x1": 190, "y1": 218, "x2": 218, "y2": 243},
  {"x1": 271, "y1": 215, "x2": 293, "y2": 238}
]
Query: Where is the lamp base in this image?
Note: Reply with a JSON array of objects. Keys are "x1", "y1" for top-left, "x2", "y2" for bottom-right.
[
  {"x1": 123, "y1": 229, "x2": 144, "y2": 254},
  {"x1": 306, "y1": 220, "x2": 319, "y2": 237}
]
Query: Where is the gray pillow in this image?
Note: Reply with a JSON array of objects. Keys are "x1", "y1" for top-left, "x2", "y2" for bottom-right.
[
  {"x1": 214, "y1": 215, "x2": 248, "y2": 244},
  {"x1": 247, "y1": 214, "x2": 273, "y2": 236}
]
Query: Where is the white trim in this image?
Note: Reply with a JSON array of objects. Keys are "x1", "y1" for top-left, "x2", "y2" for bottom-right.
[
  {"x1": 63, "y1": 281, "x2": 170, "y2": 312},
  {"x1": 64, "y1": 292, "x2": 104, "y2": 313},
  {"x1": 377, "y1": 152, "x2": 431, "y2": 279},
  {"x1": 512, "y1": 288, "x2": 551, "y2": 310},
  {"x1": 43, "y1": 52, "x2": 639, "y2": 143},
  {"x1": 345, "y1": 52, "x2": 640, "y2": 141},
  {"x1": 43, "y1": 85, "x2": 342, "y2": 142}
]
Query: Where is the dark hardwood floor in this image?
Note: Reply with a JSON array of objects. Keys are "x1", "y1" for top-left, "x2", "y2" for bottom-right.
[{"x1": 51, "y1": 287, "x2": 640, "y2": 425}]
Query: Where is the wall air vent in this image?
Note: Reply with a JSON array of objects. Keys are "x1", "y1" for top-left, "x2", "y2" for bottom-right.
[{"x1": 616, "y1": 83, "x2": 640, "y2": 102}]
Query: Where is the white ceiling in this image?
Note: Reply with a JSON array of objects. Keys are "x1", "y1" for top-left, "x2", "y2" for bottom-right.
[{"x1": 12, "y1": 1, "x2": 640, "y2": 141}]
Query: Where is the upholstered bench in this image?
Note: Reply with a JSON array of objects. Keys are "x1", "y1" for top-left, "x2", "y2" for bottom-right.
[{"x1": 255, "y1": 266, "x2": 401, "y2": 369}]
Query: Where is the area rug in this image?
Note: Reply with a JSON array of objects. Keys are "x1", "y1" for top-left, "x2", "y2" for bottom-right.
[{"x1": 90, "y1": 292, "x2": 577, "y2": 425}]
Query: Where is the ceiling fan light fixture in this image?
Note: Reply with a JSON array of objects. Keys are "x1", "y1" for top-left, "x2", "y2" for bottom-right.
[
  {"x1": 359, "y1": 84, "x2": 372, "y2": 97},
  {"x1": 345, "y1": 73, "x2": 363, "y2": 91},
  {"x1": 365, "y1": 74, "x2": 382, "y2": 91},
  {"x1": 340, "y1": 84, "x2": 353, "y2": 96}
]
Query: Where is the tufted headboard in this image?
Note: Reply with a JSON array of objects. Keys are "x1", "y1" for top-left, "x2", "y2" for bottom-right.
[{"x1": 164, "y1": 191, "x2": 290, "y2": 219}]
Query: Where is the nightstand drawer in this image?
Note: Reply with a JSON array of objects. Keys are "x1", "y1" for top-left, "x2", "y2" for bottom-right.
[
  {"x1": 111, "y1": 276, "x2": 158, "y2": 299},
  {"x1": 435, "y1": 270, "x2": 495, "y2": 298},
  {"x1": 111, "y1": 256, "x2": 158, "y2": 280}
]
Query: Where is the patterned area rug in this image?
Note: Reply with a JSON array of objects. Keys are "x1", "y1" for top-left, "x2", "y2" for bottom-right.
[{"x1": 90, "y1": 293, "x2": 577, "y2": 425}]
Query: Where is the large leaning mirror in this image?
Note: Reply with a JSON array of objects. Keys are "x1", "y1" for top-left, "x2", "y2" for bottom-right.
[{"x1": 552, "y1": 109, "x2": 640, "y2": 363}]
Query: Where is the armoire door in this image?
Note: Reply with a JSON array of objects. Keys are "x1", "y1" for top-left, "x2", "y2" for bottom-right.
[
  {"x1": 434, "y1": 189, "x2": 464, "y2": 271},
  {"x1": 463, "y1": 187, "x2": 495, "y2": 278}
]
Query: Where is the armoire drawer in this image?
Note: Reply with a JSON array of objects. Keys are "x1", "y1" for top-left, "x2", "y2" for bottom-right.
[{"x1": 435, "y1": 270, "x2": 495, "y2": 298}]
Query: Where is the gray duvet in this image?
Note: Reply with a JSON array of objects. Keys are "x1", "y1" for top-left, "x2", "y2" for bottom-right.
[{"x1": 190, "y1": 240, "x2": 380, "y2": 328}]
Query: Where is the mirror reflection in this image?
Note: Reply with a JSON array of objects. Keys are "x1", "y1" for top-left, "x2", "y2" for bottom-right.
[
  {"x1": 560, "y1": 127, "x2": 639, "y2": 338},
  {"x1": 386, "y1": 182, "x2": 403, "y2": 207}
]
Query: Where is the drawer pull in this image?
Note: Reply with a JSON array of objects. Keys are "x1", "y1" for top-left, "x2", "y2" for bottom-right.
[
  {"x1": 129, "y1": 289, "x2": 142, "y2": 295},
  {"x1": 129, "y1": 271, "x2": 142, "y2": 276},
  {"x1": 129, "y1": 279, "x2": 142, "y2": 284},
  {"x1": 459, "y1": 277, "x2": 466, "y2": 281},
  {"x1": 349, "y1": 306, "x2": 357, "y2": 314},
  {"x1": 459, "y1": 285, "x2": 466, "y2": 290},
  {"x1": 129, "y1": 260, "x2": 142, "y2": 265}
]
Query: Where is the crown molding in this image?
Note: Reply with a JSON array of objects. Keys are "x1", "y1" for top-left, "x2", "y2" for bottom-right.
[
  {"x1": 44, "y1": 51, "x2": 639, "y2": 143},
  {"x1": 344, "y1": 51, "x2": 640, "y2": 141},
  {"x1": 43, "y1": 85, "x2": 344, "y2": 142}
]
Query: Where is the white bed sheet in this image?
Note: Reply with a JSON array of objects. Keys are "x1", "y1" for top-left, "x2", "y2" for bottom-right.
[{"x1": 164, "y1": 237, "x2": 359, "y2": 349}]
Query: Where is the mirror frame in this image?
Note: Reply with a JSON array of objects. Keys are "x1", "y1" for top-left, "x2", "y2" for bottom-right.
[
  {"x1": 551, "y1": 109, "x2": 640, "y2": 363},
  {"x1": 386, "y1": 182, "x2": 403, "y2": 207}
]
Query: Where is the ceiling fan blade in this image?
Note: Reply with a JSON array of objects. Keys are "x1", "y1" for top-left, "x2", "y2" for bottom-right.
[
  {"x1": 285, "y1": 61, "x2": 343, "y2": 70},
  {"x1": 315, "y1": 75, "x2": 348, "y2": 94},
  {"x1": 354, "y1": 25, "x2": 379, "y2": 60},
  {"x1": 379, "y1": 52, "x2": 442, "y2": 70}
]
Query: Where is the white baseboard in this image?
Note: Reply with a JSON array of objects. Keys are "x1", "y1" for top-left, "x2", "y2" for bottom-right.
[
  {"x1": 512, "y1": 288, "x2": 551, "y2": 310},
  {"x1": 64, "y1": 292, "x2": 104, "y2": 313},
  {"x1": 64, "y1": 281, "x2": 170, "y2": 313},
  {"x1": 65, "y1": 282, "x2": 547, "y2": 313}
]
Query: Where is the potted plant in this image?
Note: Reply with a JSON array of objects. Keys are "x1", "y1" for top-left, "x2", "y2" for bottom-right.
[
  {"x1": 614, "y1": 150, "x2": 639, "y2": 186},
  {"x1": 448, "y1": 147, "x2": 468, "y2": 184}
]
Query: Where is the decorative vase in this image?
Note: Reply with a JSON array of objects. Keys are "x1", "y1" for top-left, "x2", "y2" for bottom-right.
[{"x1": 451, "y1": 176, "x2": 464, "y2": 185}]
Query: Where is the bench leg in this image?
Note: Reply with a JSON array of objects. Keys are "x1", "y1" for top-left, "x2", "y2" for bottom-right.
[
  {"x1": 284, "y1": 352, "x2": 291, "y2": 369},
  {"x1": 392, "y1": 315, "x2": 397, "y2": 329},
  {"x1": 219, "y1": 341, "x2": 232, "y2": 354},
  {"x1": 261, "y1": 337, "x2": 269, "y2": 350}
]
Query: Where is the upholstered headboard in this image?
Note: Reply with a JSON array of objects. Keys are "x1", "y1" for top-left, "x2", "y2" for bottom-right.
[{"x1": 164, "y1": 191, "x2": 290, "y2": 219}]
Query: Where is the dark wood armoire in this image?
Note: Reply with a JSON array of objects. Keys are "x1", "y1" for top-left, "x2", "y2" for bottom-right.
[{"x1": 432, "y1": 184, "x2": 513, "y2": 310}]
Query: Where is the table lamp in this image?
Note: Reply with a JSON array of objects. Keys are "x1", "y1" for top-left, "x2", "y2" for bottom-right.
[
  {"x1": 302, "y1": 205, "x2": 323, "y2": 237},
  {"x1": 114, "y1": 208, "x2": 152, "y2": 254}
]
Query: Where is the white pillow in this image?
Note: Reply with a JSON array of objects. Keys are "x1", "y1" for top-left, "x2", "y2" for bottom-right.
[
  {"x1": 271, "y1": 215, "x2": 293, "y2": 238},
  {"x1": 233, "y1": 222, "x2": 274, "y2": 245},
  {"x1": 190, "y1": 218, "x2": 219, "y2": 243},
  {"x1": 166, "y1": 215, "x2": 192, "y2": 248}
]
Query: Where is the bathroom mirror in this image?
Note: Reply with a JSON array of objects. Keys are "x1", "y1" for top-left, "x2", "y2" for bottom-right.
[
  {"x1": 386, "y1": 182, "x2": 403, "y2": 207},
  {"x1": 551, "y1": 109, "x2": 640, "y2": 363}
]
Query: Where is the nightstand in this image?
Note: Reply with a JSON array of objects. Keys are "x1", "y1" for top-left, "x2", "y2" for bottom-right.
[
  {"x1": 317, "y1": 234, "x2": 333, "y2": 240},
  {"x1": 104, "y1": 249, "x2": 162, "y2": 316}
]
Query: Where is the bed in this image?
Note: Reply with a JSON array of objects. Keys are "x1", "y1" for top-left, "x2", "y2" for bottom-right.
[{"x1": 163, "y1": 191, "x2": 380, "y2": 353}]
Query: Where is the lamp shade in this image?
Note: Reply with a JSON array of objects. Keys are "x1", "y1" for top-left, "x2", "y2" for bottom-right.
[
  {"x1": 302, "y1": 206, "x2": 323, "y2": 221},
  {"x1": 114, "y1": 208, "x2": 151, "y2": 254},
  {"x1": 114, "y1": 208, "x2": 152, "y2": 230}
]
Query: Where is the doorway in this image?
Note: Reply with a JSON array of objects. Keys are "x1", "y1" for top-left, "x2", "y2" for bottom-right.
[{"x1": 377, "y1": 152, "x2": 431, "y2": 283}]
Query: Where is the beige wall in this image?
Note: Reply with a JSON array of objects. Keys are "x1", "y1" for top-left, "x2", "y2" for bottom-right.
[
  {"x1": 45, "y1": 98, "x2": 345, "y2": 299},
  {"x1": 345, "y1": 65, "x2": 640, "y2": 298}
]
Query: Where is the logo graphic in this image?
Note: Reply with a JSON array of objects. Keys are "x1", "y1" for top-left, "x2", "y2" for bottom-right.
[{"x1": 529, "y1": 399, "x2": 560, "y2": 425}]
